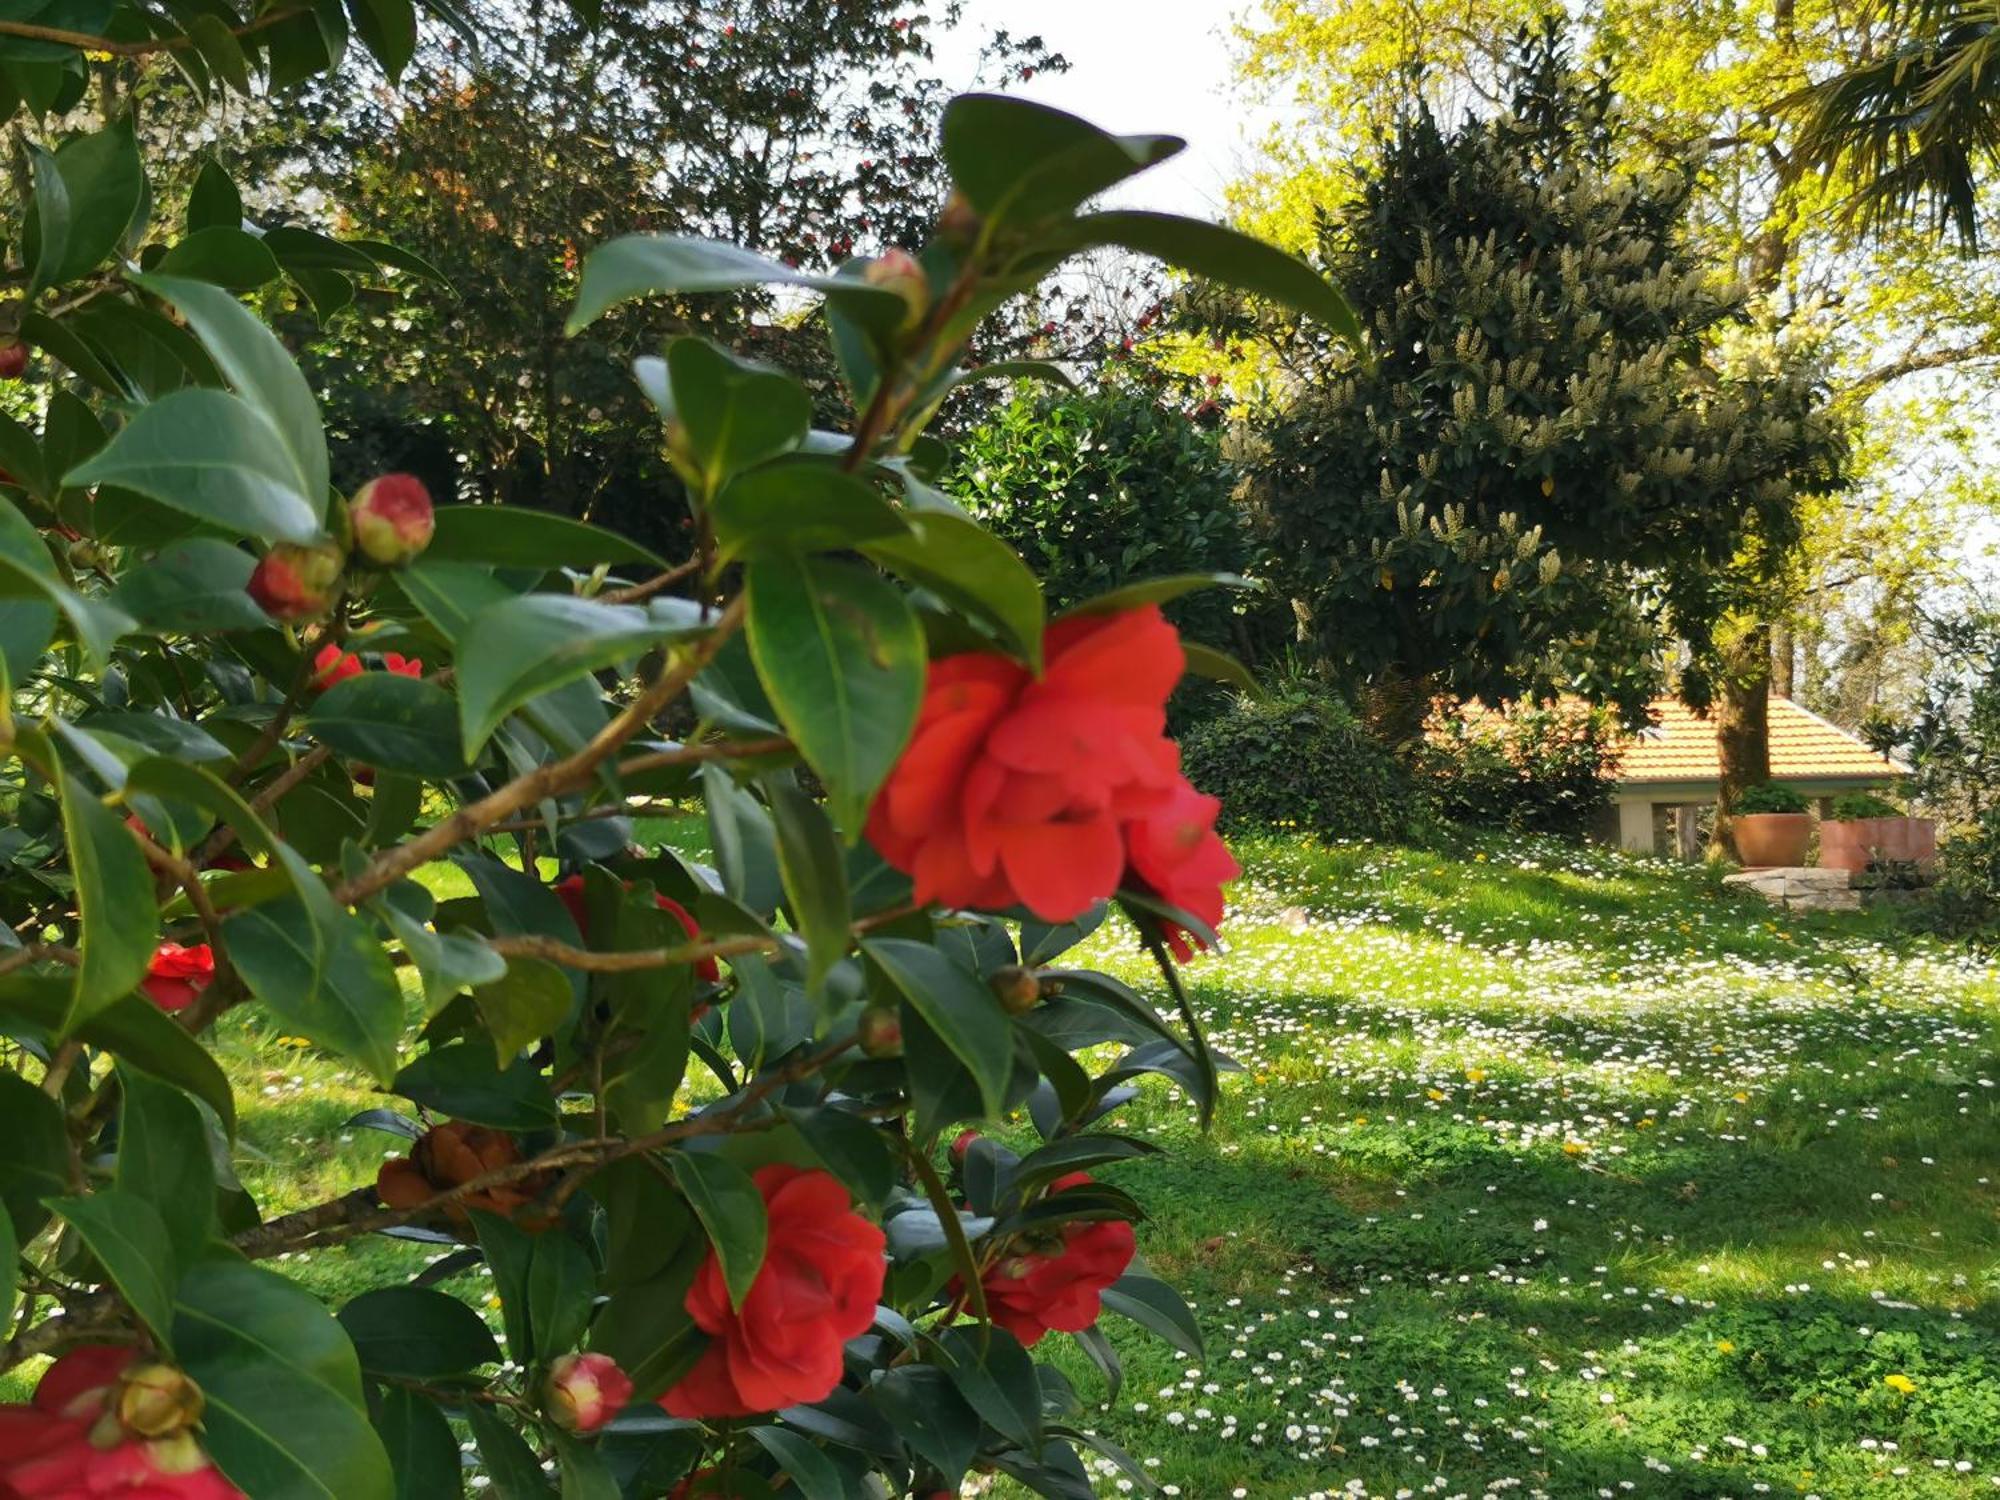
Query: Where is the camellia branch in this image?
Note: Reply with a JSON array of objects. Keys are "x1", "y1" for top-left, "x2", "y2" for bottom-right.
[
  {"x1": 330, "y1": 597, "x2": 746, "y2": 909},
  {"x1": 0, "y1": 6, "x2": 306, "y2": 57}
]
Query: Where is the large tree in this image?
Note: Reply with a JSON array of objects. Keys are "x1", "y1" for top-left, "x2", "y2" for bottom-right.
[{"x1": 1247, "y1": 33, "x2": 1847, "y2": 748}]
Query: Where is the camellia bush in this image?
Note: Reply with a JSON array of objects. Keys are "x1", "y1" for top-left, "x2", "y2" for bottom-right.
[{"x1": 0, "y1": 7, "x2": 1358, "y2": 1494}]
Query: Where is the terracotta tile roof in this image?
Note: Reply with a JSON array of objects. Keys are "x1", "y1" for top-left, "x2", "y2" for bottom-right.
[{"x1": 1611, "y1": 697, "x2": 1905, "y2": 787}]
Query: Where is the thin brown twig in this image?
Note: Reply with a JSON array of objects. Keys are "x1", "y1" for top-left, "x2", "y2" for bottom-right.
[
  {"x1": 600, "y1": 558, "x2": 701, "y2": 605},
  {"x1": 0, "y1": 943, "x2": 78, "y2": 976},
  {"x1": 0, "y1": 6, "x2": 305, "y2": 57}
]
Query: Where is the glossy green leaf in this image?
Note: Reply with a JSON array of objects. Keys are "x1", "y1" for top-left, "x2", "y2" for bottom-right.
[
  {"x1": 934, "y1": 1325, "x2": 1041, "y2": 1448},
  {"x1": 112, "y1": 538, "x2": 269, "y2": 634},
  {"x1": 942, "y1": 94, "x2": 1182, "y2": 223},
  {"x1": 187, "y1": 17, "x2": 252, "y2": 94},
  {"x1": 55, "y1": 758, "x2": 155, "y2": 1034},
  {"x1": 1063, "y1": 211, "x2": 1362, "y2": 343},
  {"x1": 470, "y1": 1210, "x2": 537, "y2": 1363},
  {"x1": 174, "y1": 1259, "x2": 395, "y2": 1500},
  {"x1": 567, "y1": 233, "x2": 907, "y2": 334},
  {"x1": 465, "y1": 1403, "x2": 555, "y2": 1499},
  {"x1": 870, "y1": 1365, "x2": 979, "y2": 1484},
  {"x1": 116, "y1": 1066, "x2": 218, "y2": 1265},
  {"x1": 711, "y1": 460, "x2": 908, "y2": 564},
  {"x1": 396, "y1": 559, "x2": 520, "y2": 642},
  {"x1": 1181, "y1": 640, "x2": 1259, "y2": 694},
  {"x1": 64, "y1": 388, "x2": 321, "y2": 543},
  {"x1": 746, "y1": 1426, "x2": 843, "y2": 1500},
  {"x1": 744, "y1": 554, "x2": 923, "y2": 836},
  {"x1": 0, "y1": 1072, "x2": 67, "y2": 1240},
  {"x1": 470, "y1": 955, "x2": 569, "y2": 1067},
  {"x1": 527, "y1": 1230, "x2": 595, "y2": 1359},
  {"x1": 601, "y1": 901, "x2": 694, "y2": 1136},
  {"x1": 394, "y1": 1043, "x2": 556, "y2": 1130},
  {"x1": 373, "y1": 1387, "x2": 463, "y2": 1500},
  {"x1": 425, "y1": 506, "x2": 667, "y2": 570},
  {"x1": 29, "y1": 118, "x2": 142, "y2": 291},
  {"x1": 338, "y1": 1286, "x2": 501, "y2": 1378},
  {"x1": 49, "y1": 1190, "x2": 177, "y2": 1345},
  {"x1": 778, "y1": 1105, "x2": 897, "y2": 1209},
  {"x1": 699, "y1": 763, "x2": 784, "y2": 917},
  {"x1": 456, "y1": 593, "x2": 710, "y2": 757},
  {"x1": 1059, "y1": 572, "x2": 1254, "y2": 618},
  {"x1": 649, "y1": 338, "x2": 811, "y2": 493},
  {"x1": 554, "y1": 1435, "x2": 620, "y2": 1500},
  {"x1": 306, "y1": 671, "x2": 466, "y2": 777},
  {"x1": 668, "y1": 1149, "x2": 766, "y2": 1312},
  {"x1": 1099, "y1": 1273, "x2": 1205, "y2": 1359},
  {"x1": 186, "y1": 160, "x2": 243, "y2": 232},
  {"x1": 155, "y1": 227, "x2": 280, "y2": 289},
  {"x1": 861, "y1": 508, "x2": 1045, "y2": 668},
  {"x1": 346, "y1": 0, "x2": 416, "y2": 79},
  {"x1": 768, "y1": 780, "x2": 850, "y2": 995},
  {"x1": 863, "y1": 938, "x2": 1011, "y2": 1120},
  {"x1": 224, "y1": 894, "x2": 402, "y2": 1083}
]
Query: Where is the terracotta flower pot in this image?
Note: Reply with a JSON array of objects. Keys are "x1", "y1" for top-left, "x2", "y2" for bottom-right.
[
  {"x1": 1819, "y1": 816, "x2": 1937, "y2": 874},
  {"x1": 1734, "y1": 812, "x2": 1811, "y2": 869}
]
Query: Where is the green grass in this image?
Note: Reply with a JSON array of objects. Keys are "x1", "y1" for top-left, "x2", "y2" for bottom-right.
[{"x1": 32, "y1": 823, "x2": 2000, "y2": 1499}]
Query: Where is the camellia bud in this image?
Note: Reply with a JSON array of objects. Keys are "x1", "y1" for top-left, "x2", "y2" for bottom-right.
[
  {"x1": 246, "y1": 539, "x2": 344, "y2": 621},
  {"x1": 989, "y1": 964, "x2": 1042, "y2": 1015},
  {"x1": 347, "y1": 473, "x2": 435, "y2": 566},
  {"x1": 0, "y1": 337, "x2": 27, "y2": 380},
  {"x1": 950, "y1": 1129, "x2": 981, "y2": 1161},
  {"x1": 937, "y1": 190, "x2": 981, "y2": 245},
  {"x1": 114, "y1": 1363, "x2": 205, "y2": 1439},
  {"x1": 545, "y1": 1352, "x2": 633, "y2": 1435},
  {"x1": 862, "y1": 248, "x2": 930, "y2": 334},
  {"x1": 856, "y1": 1003, "x2": 903, "y2": 1058}
]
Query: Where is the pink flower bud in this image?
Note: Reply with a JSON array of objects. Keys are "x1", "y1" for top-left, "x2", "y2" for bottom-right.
[
  {"x1": 862, "y1": 248, "x2": 930, "y2": 334},
  {"x1": 347, "y1": 473, "x2": 435, "y2": 565},
  {"x1": 545, "y1": 1352, "x2": 631, "y2": 1434},
  {"x1": 0, "y1": 338, "x2": 28, "y2": 380},
  {"x1": 247, "y1": 539, "x2": 344, "y2": 621},
  {"x1": 857, "y1": 1003, "x2": 903, "y2": 1058}
]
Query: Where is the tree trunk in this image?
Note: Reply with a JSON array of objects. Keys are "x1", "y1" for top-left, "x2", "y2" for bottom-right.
[
  {"x1": 1772, "y1": 623, "x2": 1795, "y2": 699},
  {"x1": 1712, "y1": 621, "x2": 1773, "y2": 860},
  {"x1": 1365, "y1": 669, "x2": 1435, "y2": 760}
]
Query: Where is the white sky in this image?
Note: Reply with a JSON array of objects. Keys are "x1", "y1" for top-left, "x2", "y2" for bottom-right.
[{"x1": 940, "y1": 1, "x2": 1276, "y2": 220}]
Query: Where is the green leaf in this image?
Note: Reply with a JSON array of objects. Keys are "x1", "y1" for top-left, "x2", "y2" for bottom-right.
[
  {"x1": 861, "y1": 508, "x2": 1045, "y2": 669},
  {"x1": 155, "y1": 227, "x2": 280, "y2": 290},
  {"x1": 64, "y1": 388, "x2": 322, "y2": 543},
  {"x1": 396, "y1": 559, "x2": 520, "y2": 642},
  {"x1": 55, "y1": 757, "x2": 155, "y2": 1034},
  {"x1": 470, "y1": 956, "x2": 569, "y2": 1067},
  {"x1": 711, "y1": 460, "x2": 908, "y2": 564},
  {"x1": 306, "y1": 671, "x2": 466, "y2": 777},
  {"x1": 1059, "y1": 572, "x2": 1255, "y2": 618},
  {"x1": 778, "y1": 1105, "x2": 897, "y2": 1209},
  {"x1": 112, "y1": 538, "x2": 269, "y2": 633},
  {"x1": 29, "y1": 118, "x2": 143, "y2": 291},
  {"x1": 186, "y1": 160, "x2": 243, "y2": 232},
  {"x1": 554, "y1": 1435, "x2": 620, "y2": 1500},
  {"x1": 946, "y1": 359, "x2": 1078, "y2": 394},
  {"x1": 338, "y1": 1286, "x2": 501, "y2": 1378},
  {"x1": 175, "y1": 1259, "x2": 395, "y2": 1500},
  {"x1": 863, "y1": 938, "x2": 1011, "y2": 1120},
  {"x1": 667, "y1": 1149, "x2": 766, "y2": 1312},
  {"x1": 744, "y1": 554, "x2": 923, "y2": 836},
  {"x1": 456, "y1": 593, "x2": 710, "y2": 758},
  {"x1": 870, "y1": 1366, "x2": 979, "y2": 1484},
  {"x1": 594, "y1": 1155, "x2": 693, "y2": 1291},
  {"x1": 699, "y1": 763, "x2": 784, "y2": 916},
  {"x1": 601, "y1": 902, "x2": 694, "y2": 1137},
  {"x1": 465, "y1": 1403, "x2": 555, "y2": 1499},
  {"x1": 1099, "y1": 1273, "x2": 1205, "y2": 1359},
  {"x1": 567, "y1": 233, "x2": 908, "y2": 334},
  {"x1": 89, "y1": 1003, "x2": 234, "y2": 1141},
  {"x1": 0, "y1": 1072, "x2": 67, "y2": 1240},
  {"x1": 346, "y1": 0, "x2": 416, "y2": 78},
  {"x1": 394, "y1": 1043, "x2": 556, "y2": 1130},
  {"x1": 0, "y1": 1199, "x2": 15, "y2": 1331},
  {"x1": 425, "y1": 506, "x2": 667, "y2": 570},
  {"x1": 1062, "y1": 211, "x2": 1362, "y2": 343},
  {"x1": 49, "y1": 1190, "x2": 177, "y2": 1345},
  {"x1": 527, "y1": 1231, "x2": 595, "y2": 1358},
  {"x1": 746, "y1": 1427, "x2": 843, "y2": 1500},
  {"x1": 649, "y1": 338, "x2": 811, "y2": 493},
  {"x1": 116, "y1": 1067, "x2": 218, "y2": 1266},
  {"x1": 767, "y1": 781, "x2": 850, "y2": 996},
  {"x1": 470, "y1": 1209, "x2": 537, "y2": 1363},
  {"x1": 373, "y1": 1387, "x2": 463, "y2": 1500},
  {"x1": 942, "y1": 95, "x2": 1182, "y2": 224},
  {"x1": 934, "y1": 1325, "x2": 1041, "y2": 1449},
  {"x1": 224, "y1": 894, "x2": 402, "y2": 1083},
  {"x1": 187, "y1": 17, "x2": 252, "y2": 94}
]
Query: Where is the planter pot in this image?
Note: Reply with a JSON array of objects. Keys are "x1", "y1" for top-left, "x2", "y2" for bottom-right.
[
  {"x1": 1820, "y1": 815, "x2": 1937, "y2": 875},
  {"x1": 1734, "y1": 812, "x2": 1811, "y2": 869}
]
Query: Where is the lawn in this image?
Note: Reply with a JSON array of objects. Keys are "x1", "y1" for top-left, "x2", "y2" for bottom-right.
[{"x1": 118, "y1": 828, "x2": 2000, "y2": 1498}]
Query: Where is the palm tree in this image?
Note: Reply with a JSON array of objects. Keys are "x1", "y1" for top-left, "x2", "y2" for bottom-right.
[{"x1": 1788, "y1": 1, "x2": 2000, "y2": 249}]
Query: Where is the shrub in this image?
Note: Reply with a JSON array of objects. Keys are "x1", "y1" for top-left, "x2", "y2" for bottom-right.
[
  {"x1": 1830, "y1": 791, "x2": 1903, "y2": 820},
  {"x1": 1917, "y1": 810, "x2": 2000, "y2": 947},
  {"x1": 1737, "y1": 782, "x2": 1812, "y2": 814},
  {"x1": 1181, "y1": 694, "x2": 1424, "y2": 842},
  {"x1": 1419, "y1": 702, "x2": 1618, "y2": 838}
]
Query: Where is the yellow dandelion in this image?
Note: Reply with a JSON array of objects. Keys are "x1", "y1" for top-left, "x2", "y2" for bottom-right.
[
  {"x1": 1465, "y1": 1067, "x2": 1486, "y2": 1083},
  {"x1": 1562, "y1": 1140, "x2": 1587, "y2": 1156},
  {"x1": 1427, "y1": 1088, "x2": 1446, "y2": 1101},
  {"x1": 1715, "y1": 1339, "x2": 1735, "y2": 1353},
  {"x1": 1353, "y1": 1115, "x2": 1368, "y2": 1126},
  {"x1": 1884, "y1": 1374, "x2": 1916, "y2": 1394},
  {"x1": 1733, "y1": 1092, "x2": 1749, "y2": 1103}
]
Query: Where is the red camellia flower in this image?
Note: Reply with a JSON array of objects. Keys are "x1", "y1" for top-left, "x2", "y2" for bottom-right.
[
  {"x1": 140, "y1": 942, "x2": 214, "y2": 1013},
  {"x1": 0, "y1": 1346, "x2": 243, "y2": 1499},
  {"x1": 658, "y1": 1165, "x2": 885, "y2": 1419},
  {"x1": 553, "y1": 874, "x2": 719, "y2": 984},
  {"x1": 868, "y1": 606, "x2": 1215, "y2": 924},
  {"x1": 973, "y1": 1174, "x2": 1136, "y2": 1348},
  {"x1": 1122, "y1": 778, "x2": 1240, "y2": 961},
  {"x1": 245, "y1": 540, "x2": 343, "y2": 622},
  {"x1": 544, "y1": 1353, "x2": 632, "y2": 1435},
  {"x1": 312, "y1": 644, "x2": 424, "y2": 691}
]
